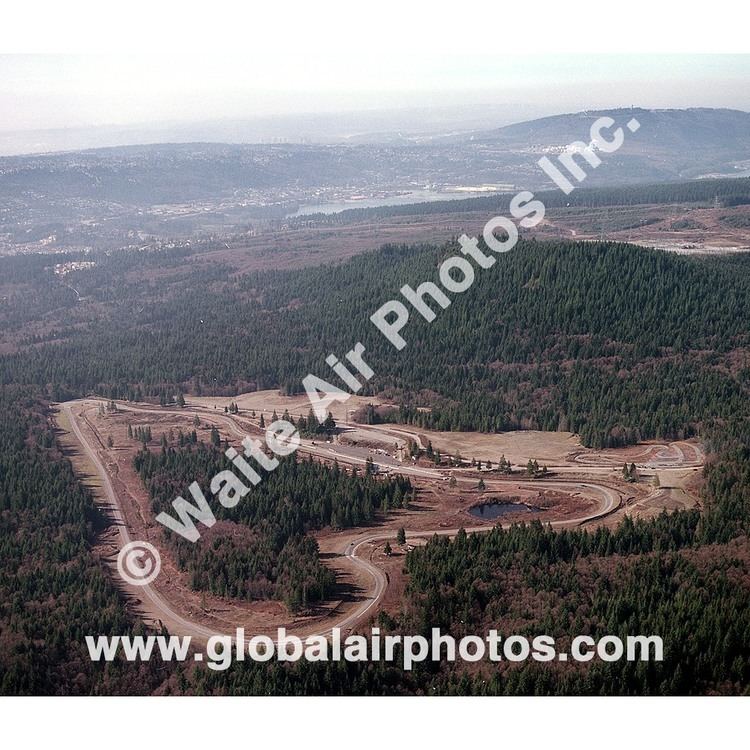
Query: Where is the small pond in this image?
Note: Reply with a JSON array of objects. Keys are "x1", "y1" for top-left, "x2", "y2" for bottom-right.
[{"x1": 468, "y1": 502, "x2": 541, "y2": 520}]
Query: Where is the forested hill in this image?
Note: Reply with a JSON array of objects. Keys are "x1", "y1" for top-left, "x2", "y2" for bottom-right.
[
  {"x1": 0, "y1": 388, "x2": 170, "y2": 694},
  {"x1": 472, "y1": 107, "x2": 750, "y2": 150},
  {"x1": 2, "y1": 240, "x2": 750, "y2": 447}
]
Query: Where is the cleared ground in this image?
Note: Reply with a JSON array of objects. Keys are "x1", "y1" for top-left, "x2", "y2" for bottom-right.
[
  {"x1": 199, "y1": 203, "x2": 750, "y2": 275},
  {"x1": 55, "y1": 393, "x2": 704, "y2": 643}
]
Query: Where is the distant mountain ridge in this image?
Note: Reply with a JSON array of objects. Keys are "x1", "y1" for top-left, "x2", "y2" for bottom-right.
[
  {"x1": 476, "y1": 107, "x2": 750, "y2": 145},
  {"x1": 468, "y1": 107, "x2": 750, "y2": 180},
  {"x1": 0, "y1": 107, "x2": 748, "y2": 225}
]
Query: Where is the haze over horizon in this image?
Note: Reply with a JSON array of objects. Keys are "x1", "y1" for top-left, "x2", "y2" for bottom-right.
[{"x1": 1, "y1": 53, "x2": 749, "y2": 155}]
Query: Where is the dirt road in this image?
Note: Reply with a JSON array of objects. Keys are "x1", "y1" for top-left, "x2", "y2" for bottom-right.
[{"x1": 58, "y1": 398, "x2": 699, "y2": 643}]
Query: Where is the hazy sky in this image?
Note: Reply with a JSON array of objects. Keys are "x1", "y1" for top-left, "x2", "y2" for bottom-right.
[{"x1": 0, "y1": 54, "x2": 747, "y2": 152}]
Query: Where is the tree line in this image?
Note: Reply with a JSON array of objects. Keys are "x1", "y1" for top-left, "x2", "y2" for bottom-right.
[
  {"x1": 292, "y1": 176, "x2": 750, "y2": 225},
  {"x1": 2, "y1": 240, "x2": 749, "y2": 448}
]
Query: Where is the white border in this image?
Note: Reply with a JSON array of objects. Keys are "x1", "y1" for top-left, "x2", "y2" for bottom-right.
[
  {"x1": 0, "y1": 0, "x2": 749, "y2": 54},
  {"x1": 0, "y1": 0, "x2": 747, "y2": 734},
  {"x1": 1, "y1": 697, "x2": 748, "y2": 748}
]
